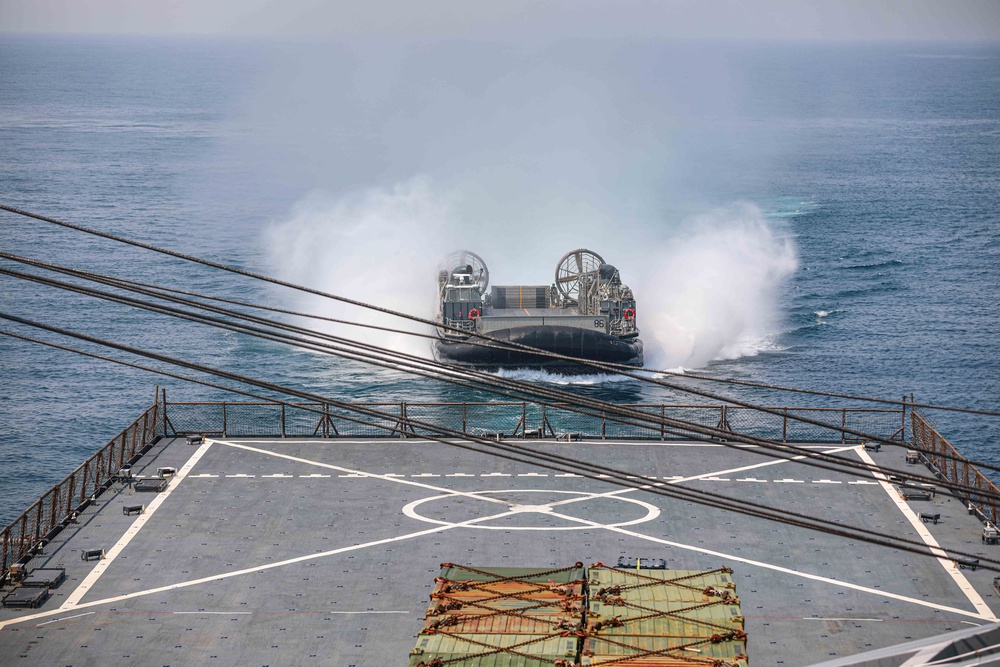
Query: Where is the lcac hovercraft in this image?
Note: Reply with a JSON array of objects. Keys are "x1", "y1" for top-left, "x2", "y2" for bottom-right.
[{"x1": 432, "y1": 249, "x2": 643, "y2": 371}]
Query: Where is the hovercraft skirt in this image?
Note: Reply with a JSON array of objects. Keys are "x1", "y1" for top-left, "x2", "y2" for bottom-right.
[{"x1": 433, "y1": 325, "x2": 643, "y2": 371}]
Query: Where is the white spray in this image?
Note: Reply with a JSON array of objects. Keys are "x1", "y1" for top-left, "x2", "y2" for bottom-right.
[
  {"x1": 266, "y1": 184, "x2": 797, "y2": 371},
  {"x1": 634, "y1": 204, "x2": 798, "y2": 370},
  {"x1": 263, "y1": 179, "x2": 455, "y2": 359}
]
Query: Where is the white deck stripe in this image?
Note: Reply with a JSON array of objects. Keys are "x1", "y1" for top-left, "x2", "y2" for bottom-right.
[
  {"x1": 220, "y1": 438, "x2": 844, "y2": 449},
  {"x1": 217, "y1": 441, "x2": 510, "y2": 507},
  {"x1": 540, "y1": 445, "x2": 860, "y2": 512},
  {"x1": 6, "y1": 439, "x2": 989, "y2": 632},
  {"x1": 0, "y1": 507, "x2": 525, "y2": 629},
  {"x1": 543, "y1": 510, "x2": 996, "y2": 621},
  {"x1": 856, "y1": 447, "x2": 998, "y2": 621},
  {"x1": 60, "y1": 438, "x2": 215, "y2": 608},
  {"x1": 36, "y1": 611, "x2": 94, "y2": 626}
]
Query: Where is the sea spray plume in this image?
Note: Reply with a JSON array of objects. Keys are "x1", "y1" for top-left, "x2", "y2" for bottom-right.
[
  {"x1": 636, "y1": 204, "x2": 798, "y2": 369},
  {"x1": 263, "y1": 179, "x2": 454, "y2": 359}
]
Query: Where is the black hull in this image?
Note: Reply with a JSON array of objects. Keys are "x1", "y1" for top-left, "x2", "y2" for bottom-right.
[{"x1": 433, "y1": 325, "x2": 643, "y2": 372}]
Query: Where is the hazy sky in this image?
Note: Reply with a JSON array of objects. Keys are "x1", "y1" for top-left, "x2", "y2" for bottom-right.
[{"x1": 1, "y1": 0, "x2": 999, "y2": 41}]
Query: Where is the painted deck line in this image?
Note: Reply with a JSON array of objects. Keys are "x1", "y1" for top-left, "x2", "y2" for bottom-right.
[
  {"x1": 525, "y1": 445, "x2": 859, "y2": 514},
  {"x1": 226, "y1": 438, "x2": 843, "y2": 450},
  {"x1": 543, "y1": 509, "x2": 996, "y2": 622},
  {"x1": 175, "y1": 471, "x2": 869, "y2": 483},
  {"x1": 857, "y1": 447, "x2": 998, "y2": 622},
  {"x1": 317, "y1": 611, "x2": 410, "y2": 615},
  {"x1": 173, "y1": 611, "x2": 253, "y2": 615},
  {"x1": 36, "y1": 612, "x2": 94, "y2": 626},
  {"x1": 0, "y1": 505, "x2": 532, "y2": 630},
  {"x1": 59, "y1": 438, "x2": 215, "y2": 609},
  {"x1": 217, "y1": 442, "x2": 511, "y2": 508},
  {"x1": 668, "y1": 445, "x2": 859, "y2": 486},
  {"x1": 801, "y1": 617, "x2": 882, "y2": 622}
]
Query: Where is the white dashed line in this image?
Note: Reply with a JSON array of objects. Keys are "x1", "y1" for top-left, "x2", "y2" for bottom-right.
[
  {"x1": 184, "y1": 471, "x2": 863, "y2": 486},
  {"x1": 37, "y1": 612, "x2": 94, "y2": 626},
  {"x1": 848, "y1": 480, "x2": 879, "y2": 485},
  {"x1": 59, "y1": 439, "x2": 215, "y2": 609}
]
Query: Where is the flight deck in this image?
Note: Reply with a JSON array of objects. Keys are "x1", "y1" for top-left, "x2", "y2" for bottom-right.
[{"x1": 2, "y1": 434, "x2": 998, "y2": 666}]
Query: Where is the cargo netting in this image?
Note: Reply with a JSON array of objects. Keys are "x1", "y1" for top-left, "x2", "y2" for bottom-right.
[{"x1": 409, "y1": 563, "x2": 748, "y2": 667}]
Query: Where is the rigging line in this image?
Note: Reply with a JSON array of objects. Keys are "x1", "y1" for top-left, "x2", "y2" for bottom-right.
[
  {"x1": 133, "y1": 272, "x2": 999, "y2": 419},
  {"x1": 5, "y1": 204, "x2": 995, "y2": 422},
  {"x1": 4, "y1": 266, "x2": 996, "y2": 503},
  {"x1": 3, "y1": 262, "x2": 992, "y2": 496},
  {"x1": 58, "y1": 268, "x2": 1000, "y2": 417},
  {"x1": 5, "y1": 258, "x2": 995, "y2": 493},
  {"x1": 0, "y1": 266, "x2": 844, "y2": 460},
  {"x1": 0, "y1": 248, "x2": 956, "y2": 456},
  {"x1": 0, "y1": 265, "x2": 939, "y2": 475},
  {"x1": 4, "y1": 325, "x2": 995, "y2": 571},
  {"x1": 1, "y1": 245, "x2": 993, "y2": 419},
  {"x1": 101, "y1": 275, "x2": 1000, "y2": 417}
]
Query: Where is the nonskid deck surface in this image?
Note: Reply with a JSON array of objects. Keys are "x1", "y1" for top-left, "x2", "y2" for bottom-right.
[{"x1": 1, "y1": 437, "x2": 998, "y2": 666}]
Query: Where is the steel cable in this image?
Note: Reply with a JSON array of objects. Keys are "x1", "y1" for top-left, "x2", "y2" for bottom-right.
[
  {"x1": 3, "y1": 321, "x2": 998, "y2": 573},
  {"x1": 3, "y1": 255, "x2": 999, "y2": 495},
  {"x1": 2, "y1": 203, "x2": 997, "y2": 418},
  {"x1": 5, "y1": 261, "x2": 998, "y2": 500}
]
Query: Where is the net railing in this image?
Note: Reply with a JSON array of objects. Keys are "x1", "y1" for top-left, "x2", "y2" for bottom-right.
[
  {"x1": 0, "y1": 397, "x2": 914, "y2": 586},
  {"x1": 912, "y1": 410, "x2": 1000, "y2": 525},
  {"x1": 160, "y1": 400, "x2": 904, "y2": 444},
  {"x1": 1, "y1": 401, "x2": 159, "y2": 585}
]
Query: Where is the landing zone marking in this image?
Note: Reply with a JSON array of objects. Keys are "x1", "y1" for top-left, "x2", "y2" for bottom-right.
[
  {"x1": 59, "y1": 438, "x2": 215, "y2": 608},
  {"x1": 857, "y1": 447, "x2": 997, "y2": 621}
]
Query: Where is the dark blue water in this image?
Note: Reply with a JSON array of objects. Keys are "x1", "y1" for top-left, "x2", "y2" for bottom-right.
[{"x1": 1, "y1": 36, "x2": 998, "y2": 526}]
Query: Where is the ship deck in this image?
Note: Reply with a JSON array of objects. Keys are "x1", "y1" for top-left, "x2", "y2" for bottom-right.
[{"x1": 2, "y1": 435, "x2": 998, "y2": 666}]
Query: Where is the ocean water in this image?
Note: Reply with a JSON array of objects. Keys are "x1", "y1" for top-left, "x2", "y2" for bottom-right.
[{"x1": 1, "y1": 36, "x2": 998, "y2": 527}]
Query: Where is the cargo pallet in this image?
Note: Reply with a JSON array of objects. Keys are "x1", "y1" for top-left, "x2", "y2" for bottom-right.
[{"x1": 410, "y1": 562, "x2": 748, "y2": 667}]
